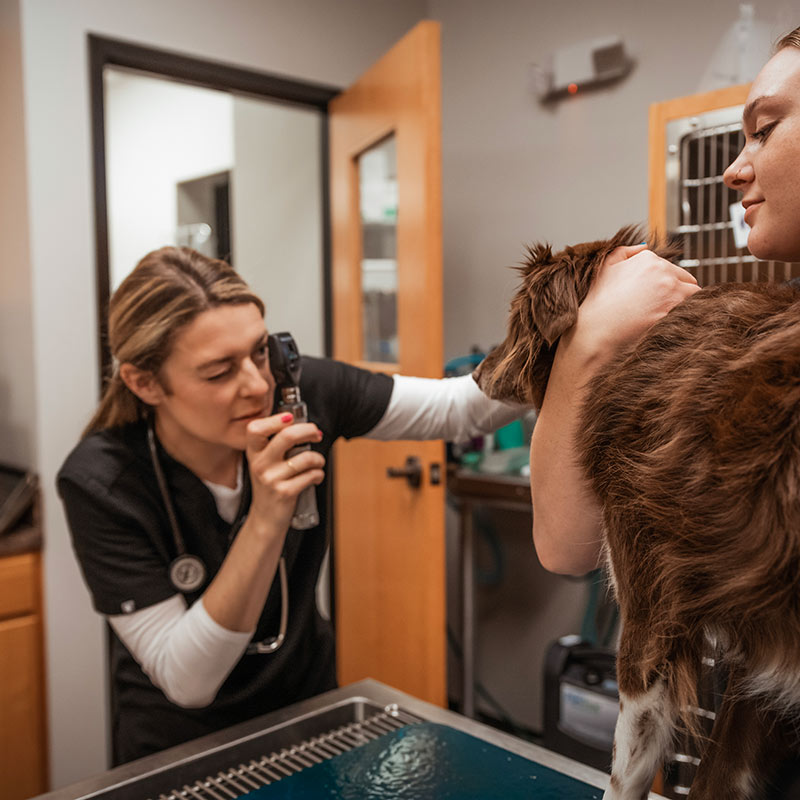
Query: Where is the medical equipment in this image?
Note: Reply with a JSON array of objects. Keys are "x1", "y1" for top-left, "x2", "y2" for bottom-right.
[
  {"x1": 543, "y1": 635, "x2": 617, "y2": 773},
  {"x1": 267, "y1": 332, "x2": 320, "y2": 529}
]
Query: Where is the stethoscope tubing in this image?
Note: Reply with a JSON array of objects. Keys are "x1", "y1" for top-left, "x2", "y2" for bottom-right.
[{"x1": 146, "y1": 419, "x2": 287, "y2": 653}]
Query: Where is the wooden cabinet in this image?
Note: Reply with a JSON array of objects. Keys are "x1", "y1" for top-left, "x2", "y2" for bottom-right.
[{"x1": 0, "y1": 550, "x2": 48, "y2": 798}]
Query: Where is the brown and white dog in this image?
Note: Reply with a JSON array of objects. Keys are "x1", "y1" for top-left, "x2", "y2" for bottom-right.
[{"x1": 475, "y1": 226, "x2": 800, "y2": 799}]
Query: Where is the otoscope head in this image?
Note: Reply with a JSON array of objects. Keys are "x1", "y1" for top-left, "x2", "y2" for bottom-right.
[{"x1": 267, "y1": 332, "x2": 302, "y2": 388}]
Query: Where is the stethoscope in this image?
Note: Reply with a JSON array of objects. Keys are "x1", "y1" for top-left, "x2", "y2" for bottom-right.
[{"x1": 147, "y1": 420, "x2": 288, "y2": 654}]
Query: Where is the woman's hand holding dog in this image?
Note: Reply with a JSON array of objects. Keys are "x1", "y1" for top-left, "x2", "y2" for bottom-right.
[
  {"x1": 567, "y1": 244, "x2": 700, "y2": 371},
  {"x1": 530, "y1": 245, "x2": 698, "y2": 575}
]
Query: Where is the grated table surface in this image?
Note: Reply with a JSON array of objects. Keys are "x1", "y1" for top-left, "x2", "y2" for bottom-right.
[{"x1": 244, "y1": 722, "x2": 605, "y2": 799}]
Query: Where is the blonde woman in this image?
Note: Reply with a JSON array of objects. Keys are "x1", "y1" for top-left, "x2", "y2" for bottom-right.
[{"x1": 59, "y1": 245, "x2": 534, "y2": 764}]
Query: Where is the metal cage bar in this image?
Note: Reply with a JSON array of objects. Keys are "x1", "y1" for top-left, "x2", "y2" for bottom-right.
[{"x1": 668, "y1": 111, "x2": 798, "y2": 287}]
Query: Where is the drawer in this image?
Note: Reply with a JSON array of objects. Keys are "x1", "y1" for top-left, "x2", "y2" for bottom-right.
[{"x1": 0, "y1": 552, "x2": 39, "y2": 619}]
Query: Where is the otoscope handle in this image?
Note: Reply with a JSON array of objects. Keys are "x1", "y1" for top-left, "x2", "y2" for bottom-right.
[
  {"x1": 281, "y1": 397, "x2": 320, "y2": 530},
  {"x1": 291, "y1": 482, "x2": 320, "y2": 530}
]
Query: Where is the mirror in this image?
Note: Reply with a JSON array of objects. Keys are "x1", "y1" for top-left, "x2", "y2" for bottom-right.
[
  {"x1": 90, "y1": 35, "x2": 339, "y2": 376},
  {"x1": 103, "y1": 66, "x2": 326, "y2": 357}
]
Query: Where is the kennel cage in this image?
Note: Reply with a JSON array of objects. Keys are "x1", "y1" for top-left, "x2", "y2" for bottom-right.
[{"x1": 664, "y1": 104, "x2": 800, "y2": 287}]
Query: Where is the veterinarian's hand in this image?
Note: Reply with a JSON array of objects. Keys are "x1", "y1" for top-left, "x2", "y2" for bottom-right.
[
  {"x1": 245, "y1": 413, "x2": 325, "y2": 533},
  {"x1": 569, "y1": 244, "x2": 699, "y2": 368}
]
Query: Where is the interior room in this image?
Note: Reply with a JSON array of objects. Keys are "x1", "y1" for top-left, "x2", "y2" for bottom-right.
[{"x1": 2, "y1": 1, "x2": 798, "y2": 798}]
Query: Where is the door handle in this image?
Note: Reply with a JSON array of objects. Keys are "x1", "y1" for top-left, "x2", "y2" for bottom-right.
[{"x1": 386, "y1": 456, "x2": 422, "y2": 489}]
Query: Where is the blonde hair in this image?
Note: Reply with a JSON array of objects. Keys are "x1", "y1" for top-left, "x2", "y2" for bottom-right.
[
  {"x1": 85, "y1": 247, "x2": 264, "y2": 435},
  {"x1": 776, "y1": 26, "x2": 800, "y2": 52}
]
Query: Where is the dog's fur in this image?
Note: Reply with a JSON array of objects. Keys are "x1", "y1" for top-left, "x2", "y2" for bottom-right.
[{"x1": 475, "y1": 226, "x2": 800, "y2": 799}]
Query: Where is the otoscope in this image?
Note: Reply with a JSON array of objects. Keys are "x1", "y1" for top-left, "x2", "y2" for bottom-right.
[{"x1": 267, "y1": 332, "x2": 320, "y2": 530}]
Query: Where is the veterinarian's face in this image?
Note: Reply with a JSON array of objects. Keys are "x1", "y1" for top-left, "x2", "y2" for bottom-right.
[
  {"x1": 150, "y1": 303, "x2": 275, "y2": 453},
  {"x1": 723, "y1": 46, "x2": 800, "y2": 262}
]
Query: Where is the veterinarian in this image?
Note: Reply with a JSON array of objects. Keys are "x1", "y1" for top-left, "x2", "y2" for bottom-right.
[
  {"x1": 529, "y1": 26, "x2": 800, "y2": 577},
  {"x1": 58, "y1": 246, "x2": 523, "y2": 765}
]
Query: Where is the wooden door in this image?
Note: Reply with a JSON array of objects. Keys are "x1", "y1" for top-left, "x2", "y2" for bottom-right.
[{"x1": 330, "y1": 21, "x2": 445, "y2": 705}]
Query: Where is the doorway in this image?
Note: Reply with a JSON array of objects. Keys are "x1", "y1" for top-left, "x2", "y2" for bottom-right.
[{"x1": 89, "y1": 35, "x2": 339, "y2": 377}]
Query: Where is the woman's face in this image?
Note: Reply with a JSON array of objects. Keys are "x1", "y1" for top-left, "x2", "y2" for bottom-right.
[
  {"x1": 723, "y1": 47, "x2": 800, "y2": 263},
  {"x1": 723, "y1": 46, "x2": 800, "y2": 263},
  {"x1": 153, "y1": 302, "x2": 275, "y2": 455}
]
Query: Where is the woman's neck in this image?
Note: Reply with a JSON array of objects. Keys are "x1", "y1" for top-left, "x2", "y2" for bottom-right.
[{"x1": 153, "y1": 416, "x2": 241, "y2": 488}]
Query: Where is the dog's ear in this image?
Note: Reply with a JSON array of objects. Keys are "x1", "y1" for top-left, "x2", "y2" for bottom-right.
[
  {"x1": 530, "y1": 225, "x2": 681, "y2": 344},
  {"x1": 474, "y1": 241, "x2": 583, "y2": 406},
  {"x1": 650, "y1": 230, "x2": 683, "y2": 263},
  {"x1": 472, "y1": 299, "x2": 539, "y2": 405},
  {"x1": 475, "y1": 225, "x2": 664, "y2": 408},
  {"x1": 611, "y1": 223, "x2": 683, "y2": 264},
  {"x1": 529, "y1": 262, "x2": 581, "y2": 346}
]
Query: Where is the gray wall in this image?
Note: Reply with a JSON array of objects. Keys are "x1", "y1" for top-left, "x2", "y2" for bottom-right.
[
  {"x1": 15, "y1": 0, "x2": 426, "y2": 787},
  {"x1": 232, "y1": 97, "x2": 325, "y2": 357}
]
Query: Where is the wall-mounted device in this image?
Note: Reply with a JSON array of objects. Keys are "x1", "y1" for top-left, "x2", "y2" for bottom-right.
[{"x1": 533, "y1": 36, "x2": 634, "y2": 104}]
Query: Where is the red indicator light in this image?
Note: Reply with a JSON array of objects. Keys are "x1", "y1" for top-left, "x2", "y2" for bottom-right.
[{"x1": 567, "y1": 83, "x2": 579, "y2": 95}]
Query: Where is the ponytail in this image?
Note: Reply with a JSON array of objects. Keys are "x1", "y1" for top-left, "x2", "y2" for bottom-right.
[{"x1": 83, "y1": 369, "x2": 147, "y2": 438}]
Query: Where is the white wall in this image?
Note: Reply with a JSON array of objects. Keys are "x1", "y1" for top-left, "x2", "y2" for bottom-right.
[
  {"x1": 232, "y1": 97, "x2": 325, "y2": 357},
  {"x1": 105, "y1": 71, "x2": 233, "y2": 289},
  {"x1": 0, "y1": 0, "x2": 36, "y2": 470},
  {"x1": 430, "y1": 0, "x2": 797, "y2": 360},
  {"x1": 17, "y1": 0, "x2": 426, "y2": 788},
  {"x1": 106, "y1": 75, "x2": 326, "y2": 359}
]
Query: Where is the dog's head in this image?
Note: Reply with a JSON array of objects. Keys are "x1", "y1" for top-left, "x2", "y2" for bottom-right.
[{"x1": 473, "y1": 225, "x2": 681, "y2": 409}]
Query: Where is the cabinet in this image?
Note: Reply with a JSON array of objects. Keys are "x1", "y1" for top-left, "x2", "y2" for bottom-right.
[{"x1": 0, "y1": 549, "x2": 48, "y2": 798}]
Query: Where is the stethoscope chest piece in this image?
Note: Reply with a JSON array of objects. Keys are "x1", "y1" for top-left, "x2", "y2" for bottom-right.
[{"x1": 169, "y1": 554, "x2": 207, "y2": 593}]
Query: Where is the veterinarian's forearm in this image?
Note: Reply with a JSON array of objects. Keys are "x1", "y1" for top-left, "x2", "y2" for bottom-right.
[{"x1": 530, "y1": 344, "x2": 604, "y2": 575}]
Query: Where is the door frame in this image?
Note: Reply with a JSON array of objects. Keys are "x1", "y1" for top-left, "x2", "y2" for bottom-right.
[{"x1": 88, "y1": 34, "x2": 340, "y2": 380}]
